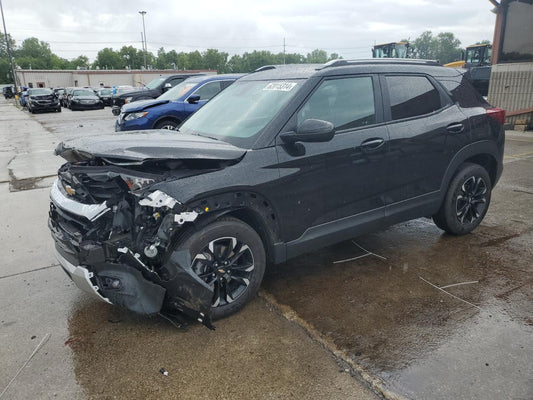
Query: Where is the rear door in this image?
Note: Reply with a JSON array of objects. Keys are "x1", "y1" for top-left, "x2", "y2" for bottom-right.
[{"x1": 381, "y1": 74, "x2": 469, "y2": 216}]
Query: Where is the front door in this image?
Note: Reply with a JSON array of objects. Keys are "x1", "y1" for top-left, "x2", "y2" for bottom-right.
[{"x1": 274, "y1": 75, "x2": 389, "y2": 244}]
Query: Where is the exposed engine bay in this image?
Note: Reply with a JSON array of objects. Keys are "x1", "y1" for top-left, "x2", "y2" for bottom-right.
[{"x1": 49, "y1": 134, "x2": 247, "y2": 329}]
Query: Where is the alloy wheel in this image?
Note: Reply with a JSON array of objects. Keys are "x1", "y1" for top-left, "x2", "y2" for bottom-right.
[
  {"x1": 455, "y1": 176, "x2": 487, "y2": 224},
  {"x1": 191, "y1": 237, "x2": 255, "y2": 307}
]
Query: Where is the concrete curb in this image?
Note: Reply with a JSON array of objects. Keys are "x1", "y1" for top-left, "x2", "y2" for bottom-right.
[{"x1": 259, "y1": 290, "x2": 410, "y2": 400}]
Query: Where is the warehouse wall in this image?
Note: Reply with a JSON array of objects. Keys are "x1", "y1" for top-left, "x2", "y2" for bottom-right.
[
  {"x1": 488, "y1": 62, "x2": 533, "y2": 128},
  {"x1": 15, "y1": 69, "x2": 216, "y2": 89}
]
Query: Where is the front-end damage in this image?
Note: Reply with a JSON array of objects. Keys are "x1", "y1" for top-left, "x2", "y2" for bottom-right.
[{"x1": 49, "y1": 136, "x2": 246, "y2": 329}]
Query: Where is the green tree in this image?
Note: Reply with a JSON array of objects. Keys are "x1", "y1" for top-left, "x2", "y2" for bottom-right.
[
  {"x1": 0, "y1": 33, "x2": 16, "y2": 83},
  {"x1": 187, "y1": 50, "x2": 203, "y2": 69},
  {"x1": 94, "y1": 48, "x2": 122, "y2": 69},
  {"x1": 306, "y1": 49, "x2": 328, "y2": 63},
  {"x1": 202, "y1": 49, "x2": 229, "y2": 72},
  {"x1": 0, "y1": 32, "x2": 16, "y2": 58},
  {"x1": 119, "y1": 45, "x2": 144, "y2": 69},
  {"x1": 412, "y1": 31, "x2": 462, "y2": 64},
  {"x1": 15, "y1": 37, "x2": 54, "y2": 69},
  {"x1": 69, "y1": 55, "x2": 89, "y2": 69},
  {"x1": 413, "y1": 31, "x2": 435, "y2": 59},
  {"x1": 434, "y1": 32, "x2": 462, "y2": 64}
]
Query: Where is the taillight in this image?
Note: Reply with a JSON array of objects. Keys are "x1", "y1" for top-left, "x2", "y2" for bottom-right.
[{"x1": 487, "y1": 107, "x2": 506, "y2": 125}]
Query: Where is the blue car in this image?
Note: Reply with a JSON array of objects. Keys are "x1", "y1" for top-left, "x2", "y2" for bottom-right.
[{"x1": 115, "y1": 74, "x2": 244, "y2": 131}]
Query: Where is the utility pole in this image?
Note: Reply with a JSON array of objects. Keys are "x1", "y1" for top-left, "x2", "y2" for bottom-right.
[
  {"x1": 283, "y1": 37, "x2": 286, "y2": 64},
  {"x1": 139, "y1": 11, "x2": 147, "y2": 69},
  {"x1": 140, "y1": 32, "x2": 145, "y2": 69},
  {"x1": 0, "y1": 0, "x2": 17, "y2": 93}
]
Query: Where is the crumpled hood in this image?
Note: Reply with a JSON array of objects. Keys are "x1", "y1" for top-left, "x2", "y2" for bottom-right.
[
  {"x1": 55, "y1": 130, "x2": 247, "y2": 162},
  {"x1": 121, "y1": 98, "x2": 170, "y2": 113}
]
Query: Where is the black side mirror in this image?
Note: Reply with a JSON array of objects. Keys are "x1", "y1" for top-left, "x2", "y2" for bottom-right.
[
  {"x1": 187, "y1": 95, "x2": 201, "y2": 104},
  {"x1": 280, "y1": 119, "x2": 335, "y2": 144}
]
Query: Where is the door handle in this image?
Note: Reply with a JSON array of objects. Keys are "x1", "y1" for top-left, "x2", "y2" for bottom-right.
[
  {"x1": 361, "y1": 138, "x2": 385, "y2": 152},
  {"x1": 446, "y1": 123, "x2": 465, "y2": 134}
]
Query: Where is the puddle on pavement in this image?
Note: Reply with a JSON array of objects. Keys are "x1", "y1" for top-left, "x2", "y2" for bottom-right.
[
  {"x1": 262, "y1": 216, "x2": 533, "y2": 399},
  {"x1": 8, "y1": 174, "x2": 56, "y2": 192},
  {"x1": 66, "y1": 297, "x2": 376, "y2": 400}
]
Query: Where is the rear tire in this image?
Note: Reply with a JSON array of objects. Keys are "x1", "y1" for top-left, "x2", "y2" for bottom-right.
[
  {"x1": 433, "y1": 163, "x2": 491, "y2": 235},
  {"x1": 154, "y1": 119, "x2": 180, "y2": 130},
  {"x1": 175, "y1": 217, "x2": 266, "y2": 320}
]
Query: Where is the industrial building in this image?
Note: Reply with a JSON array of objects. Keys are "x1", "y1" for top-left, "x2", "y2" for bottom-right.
[
  {"x1": 488, "y1": 0, "x2": 533, "y2": 130},
  {"x1": 14, "y1": 69, "x2": 216, "y2": 89}
]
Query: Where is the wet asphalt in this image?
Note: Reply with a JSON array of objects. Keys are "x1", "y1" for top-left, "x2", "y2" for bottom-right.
[{"x1": 1, "y1": 100, "x2": 532, "y2": 399}]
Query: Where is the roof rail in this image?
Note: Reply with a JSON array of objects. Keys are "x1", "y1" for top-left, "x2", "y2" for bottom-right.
[
  {"x1": 318, "y1": 58, "x2": 441, "y2": 70},
  {"x1": 254, "y1": 65, "x2": 277, "y2": 72}
]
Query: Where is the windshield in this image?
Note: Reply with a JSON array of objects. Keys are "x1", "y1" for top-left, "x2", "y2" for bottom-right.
[
  {"x1": 73, "y1": 90, "x2": 95, "y2": 96},
  {"x1": 145, "y1": 77, "x2": 166, "y2": 90},
  {"x1": 116, "y1": 87, "x2": 134, "y2": 94},
  {"x1": 99, "y1": 89, "x2": 112, "y2": 95},
  {"x1": 179, "y1": 79, "x2": 303, "y2": 148},
  {"x1": 158, "y1": 80, "x2": 198, "y2": 101},
  {"x1": 395, "y1": 44, "x2": 407, "y2": 58},
  {"x1": 29, "y1": 88, "x2": 52, "y2": 96}
]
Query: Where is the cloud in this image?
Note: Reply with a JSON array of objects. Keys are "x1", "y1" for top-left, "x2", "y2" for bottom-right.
[{"x1": 2, "y1": 0, "x2": 495, "y2": 61}]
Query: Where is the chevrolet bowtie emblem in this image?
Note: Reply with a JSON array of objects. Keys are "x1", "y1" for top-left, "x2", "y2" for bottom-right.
[{"x1": 65, "y1": 185, "x2": 76, "y2": 196}]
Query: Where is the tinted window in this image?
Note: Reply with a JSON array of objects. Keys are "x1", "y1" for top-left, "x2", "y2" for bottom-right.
[
  {"x1": 297, "y1": 77, "x2": 376, "y2": 130},
  {"x1": 438, "y1": 77, "x2": 487, "y2": 108},
  {"x1": 192, "y1": 81, "x2": 222, "y2": 100},
  {"x1": 386, "y1": 76, "x2": 441, "y2": 120},
  {"x1": 168, "y1": 77, "x2": 184, "y2": 87}
]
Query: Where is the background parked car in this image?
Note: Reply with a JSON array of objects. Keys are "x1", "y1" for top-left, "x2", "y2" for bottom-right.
[
  {"x1": 27, "y1": 88, "x2": 61, "y2": 113},
  {"x1": 61, "y1": 87, "x2": 75, "y2": 108},
  {"x1": 3, "y1": 86, "x2": 13, "y2": 99},
  {"x1": 111, "y1": 74, "x2": 203, "y2": 116},
  {"x1": 68, "y1": 88, "x2": 104, "y2": 111},
  {"x1": 97, "y1": 88, "x2": 113, "y2": 106},
  {"x1": 116, "y1": 74, "x2": 243, "y2": 131},
  {"x1": 19, "y1": 88, "x2": 29, "y2": 107}
]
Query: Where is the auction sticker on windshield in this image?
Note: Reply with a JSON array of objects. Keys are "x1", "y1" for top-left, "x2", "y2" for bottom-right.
[{"x1": 263, "y1": 82, "x2": 297, "y2": 91}]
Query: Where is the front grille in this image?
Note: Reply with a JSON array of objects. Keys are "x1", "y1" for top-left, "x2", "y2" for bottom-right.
[
  {"x1": 58, "y1": 173, "x2": 127, "y2": 204},
  {"x1": 50, "y1": 202, "x2": 111, "y2": 244},
  {"x1": 79, "y1": 176, "x2": 126, "y2": 202}
]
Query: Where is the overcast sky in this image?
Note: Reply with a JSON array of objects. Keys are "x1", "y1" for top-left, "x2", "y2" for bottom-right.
[{"x1": 3, "y1": 0, "x2": 496, "y2": 61}]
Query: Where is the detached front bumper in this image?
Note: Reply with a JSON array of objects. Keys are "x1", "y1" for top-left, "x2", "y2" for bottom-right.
[
  {"x1": 48, "y1": 178, "x2": 213, "y2": 326},
  {"x1": 54, "y1": 247, "x2": 111, "y2": 304}
]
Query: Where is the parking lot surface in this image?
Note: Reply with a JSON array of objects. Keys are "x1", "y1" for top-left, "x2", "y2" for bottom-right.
[{"x1": 1, "y1": 100, "x2": 532, "y2": 399}]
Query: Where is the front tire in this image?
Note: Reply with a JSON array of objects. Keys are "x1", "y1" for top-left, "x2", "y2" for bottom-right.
[
  {"x1": 154, "y1": 119, "x2": 180, "y2": 130},
  {"x1": 175, "y1": 217, "x2": 266, "y2": 320},
  {"x1": 433, "y1": 163, "x2": 492, "y2": 235}
]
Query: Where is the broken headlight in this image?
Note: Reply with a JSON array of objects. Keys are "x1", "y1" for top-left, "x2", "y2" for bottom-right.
[
  {"x1": 124, "y1": 111, "x2": 148, "y2": 121},
  {"x1": 119, "y1": 173, "x2": 156, "y2": 191}
]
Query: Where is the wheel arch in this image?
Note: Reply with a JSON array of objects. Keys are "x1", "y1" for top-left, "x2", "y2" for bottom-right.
[
  {"x1": 184, "y1": 191, "x2": 281, "y2": 264},
  {"x1": 152, "y1": 115, "x2": 182, "y2": 129},
  {"x1": 439, "y1": 140, "x2": 501, "y2": 200}
]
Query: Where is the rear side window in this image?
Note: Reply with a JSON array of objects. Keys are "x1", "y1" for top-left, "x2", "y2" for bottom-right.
[
  {"x1": 437, "y1": 76, "x2": 487, "y2": 108},
  {"x1": 297, "y1": 76, "x2": 376, "y2": 130},
  {"x1": 386, "y1": 75, "x2": 441, "y2": 120}
]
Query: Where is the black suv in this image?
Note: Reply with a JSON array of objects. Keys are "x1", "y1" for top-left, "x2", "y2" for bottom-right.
[
  {"x1": 111, "y1": 74, "x2": 204, "y2": 116},
  {"x1": 27, "y1": 88, "x2": 61, "y2": 113},
  {"x1": 49, "y1": 60, "x2": 505, "y2": 328}
]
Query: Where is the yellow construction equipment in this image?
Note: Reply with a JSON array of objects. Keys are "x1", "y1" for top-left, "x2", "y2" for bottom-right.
[
  {"x1": 372, "y1": 42, "x2": 411, "y2": 58},
  {"x1": 444, "y1": 44, "x2": 492, "y2": 68}
]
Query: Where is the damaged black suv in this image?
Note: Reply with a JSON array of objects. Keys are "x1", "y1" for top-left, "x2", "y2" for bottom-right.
[{"x1": 49, "y1": 60, "x2": 505, "y2": 328}]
